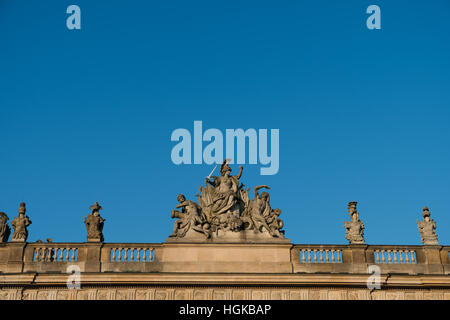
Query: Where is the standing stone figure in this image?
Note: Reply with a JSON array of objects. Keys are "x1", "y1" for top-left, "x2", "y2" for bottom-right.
[
  {"x1": 417, "y1": 206, "x2": 438, "y2": 245},
  {"x1": 344, "y1": 201, "x2": 365, "y2": 244},
  {"x1": 0, "y1": 212, "x2": 11, "y2": 242},
  {"x1": 247, "y1": 185, "x2": 274, "y2": 235},
  {"x1": 84, "y1": 202, "x2": 105, "y2": 242},
  {"x1": 11, "y1": 203, "x2": 32, "y2": 242}
]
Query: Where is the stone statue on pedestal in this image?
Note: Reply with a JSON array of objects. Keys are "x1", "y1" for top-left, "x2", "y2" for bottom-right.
[
  {"x1": 11, "y1": 203, "x2": 32, "y2": 242},
  {"x1": 417, "y1": 206, "x2": 438, "y2": 245},
  {"x1": 84, "y1": 202, "x2": 105, "y2": 242},
  {"x1": 0, "y1": 212, "x2": 11, "y2": 242},
  {"x1": 169, "y1": 161, "x2": 286, "y2": 242},
  {"x1": 344, "y1": 201, "x2": 365, "y2": 244}
]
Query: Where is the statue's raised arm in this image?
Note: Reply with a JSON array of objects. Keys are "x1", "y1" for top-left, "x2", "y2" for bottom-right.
[
  {"x1": 236, "y1": 166, "x2": 243, "y2": 180},
  {"x1": 205, "y1": 176, "x2": 219, "y2": 187},
  {"x1": 254, "y1": 185, "x2": 270, "y2": 199}
]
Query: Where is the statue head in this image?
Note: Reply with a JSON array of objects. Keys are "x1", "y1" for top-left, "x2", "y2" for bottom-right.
[
  {"x1": 422, "y1": 206, "x2": 431, "y2": 221},
  {"x1": 0, "y1": 212, "x2": 8, "y2": 222},
  {"x1": 177, "y1": 194, "x2": 186, "y2": 203},
  {"x1": 261, "y1": 192, "x2": 270, "y2": 202},
  {"x1": 18, "y1": 202, "x2": 26, "y2": 216},
  {"x1": 220, "y1": 159, "x2": 232, "y2": 176},
  {"x1": 348, "y1": 201, "x2": 358, "y2": 220},
  {"x1": 89, "y1": 202, "x2": 102, "y2": 216}
]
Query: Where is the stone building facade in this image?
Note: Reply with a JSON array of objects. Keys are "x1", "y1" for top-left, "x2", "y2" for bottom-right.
[
  {"x1": 0, "y1": 241, "x2": 449, "y2": 300},
  {"x1": 0, "y1": 164, "x2": 448, "y2": 300}
]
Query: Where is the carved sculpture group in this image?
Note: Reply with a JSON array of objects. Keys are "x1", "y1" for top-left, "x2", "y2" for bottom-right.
[
  {"x1": 0, "y1": 163, "x2": 442, "y2": 245},
  {"x1": 169, "y1": 160, "x2": 285, "y2": 240}
]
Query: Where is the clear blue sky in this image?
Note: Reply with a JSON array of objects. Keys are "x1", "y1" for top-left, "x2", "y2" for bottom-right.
[{"x1": 1, "y1": 1, "x2": 449, "y2": 244}]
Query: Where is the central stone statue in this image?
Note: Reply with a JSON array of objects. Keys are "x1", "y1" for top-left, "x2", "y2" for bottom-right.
[{"x1": 168, "y1": 160, "x2": 287, "y2": 242}]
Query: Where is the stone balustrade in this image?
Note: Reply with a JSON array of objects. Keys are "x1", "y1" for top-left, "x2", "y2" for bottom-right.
[
  {"x1": 0, "y1": 242, "x2": 448, "y2": 275},
  {"x1": 290, "y1": 244, "x2": 450, "y2": 275},
  {"x1": 32, "y1": 246, "x2": 79, "y2": 263},
  {"x1": 372, "y1": 247, "x2": 417, "y2": 264},
  {"x1": 295, "y1": 245, "x2": 344, "y2": 264}
]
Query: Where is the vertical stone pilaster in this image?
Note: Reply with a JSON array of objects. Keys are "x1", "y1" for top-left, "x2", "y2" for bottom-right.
[
  {"x1": 83, "y1": 242, "x2": 103, "y2": 272},
  {"x1": 6, "y1": 242, "x2": 26, "y2": 273},
  {"x1": 148, "y1": 288, "x2": 155, "y2": 300},
  {"x1": 348, "y1": 244, "x2": 369, "y2": 273}
]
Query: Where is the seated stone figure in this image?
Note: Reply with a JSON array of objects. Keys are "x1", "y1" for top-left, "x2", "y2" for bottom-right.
[
  {"x1": 197, "y1": 160, "x2": 246, "y2": 233},
  {"x1": 203, "y1": 160, "x2": 243, "y2": 217},
  {"x1": 169, "y1": 194, "x2": 209, "y2": 239},
  {"x1": 266, "y1": 208, "x2": 285, "y2": 238}
]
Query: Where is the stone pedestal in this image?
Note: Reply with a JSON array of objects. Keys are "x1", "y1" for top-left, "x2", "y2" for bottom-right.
[
  {"x1": 422, "y1": 245, "x2": 445, "y2": 274},
  {"x1": 160, "y1": 242, "x2": 293, "y2": 273},
  {"x1": 82, "y1": 242, "x2": 102, "y2": 272},
  {"x1": 6, "y1": 242, "x2": 26, "y2": 273}
]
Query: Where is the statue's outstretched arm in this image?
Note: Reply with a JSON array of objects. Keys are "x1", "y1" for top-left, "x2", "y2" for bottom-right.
[
  {"x1": 176, "y1": 203, "x2": 187, "y2": 209},
  {"x1": 205, "y1": 176, "x2": 217, "y2": 187},
  {"x1": 237, "y1": 166, "x2": 243, "y2": 179},
  {"x1": 254, "y1": 185, "x2": 269, "y2": 198}
]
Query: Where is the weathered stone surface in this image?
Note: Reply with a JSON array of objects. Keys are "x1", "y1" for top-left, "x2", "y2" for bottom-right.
[
  {"x1": 159, "y1": 243, "x2": 293, "y2": 273},
  {"x1": 344, "y1": 201, "x2": 365, "y2": 244},
  {"x1": 1, "y1": 286, "x2": 449, "y2": 300},
  {"x1": 11, "y1": 203, "x2": 31, "y2": 242},
  {"x1": 417, "y1": 206, "x2": 439, "y2": 245},
  {"x1": 0, "y1": 212, "x2": 11, "y2": 242},
  {"x1": 84, "y1": 202, "x2": 105, "y2": 242}
]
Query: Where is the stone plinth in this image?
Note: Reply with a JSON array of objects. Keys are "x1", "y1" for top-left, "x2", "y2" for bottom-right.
[{"x1": 160, "y1": 242, "x2": 293, "y2": 273}]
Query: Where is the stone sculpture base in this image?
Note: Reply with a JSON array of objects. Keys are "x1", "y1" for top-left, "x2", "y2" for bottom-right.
[
  {"x1": 166, "y1": 228, "x2": 290, "y2": 244},
  {"x1": 160, "y1": 242, "x2": 293, "y2": 273},
  {"x1": 10, "y1": 238, "x2": 25, "y2": 243},
  {"x1": 422, "y1": 237, "x2": 439, "y2": 245}
]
